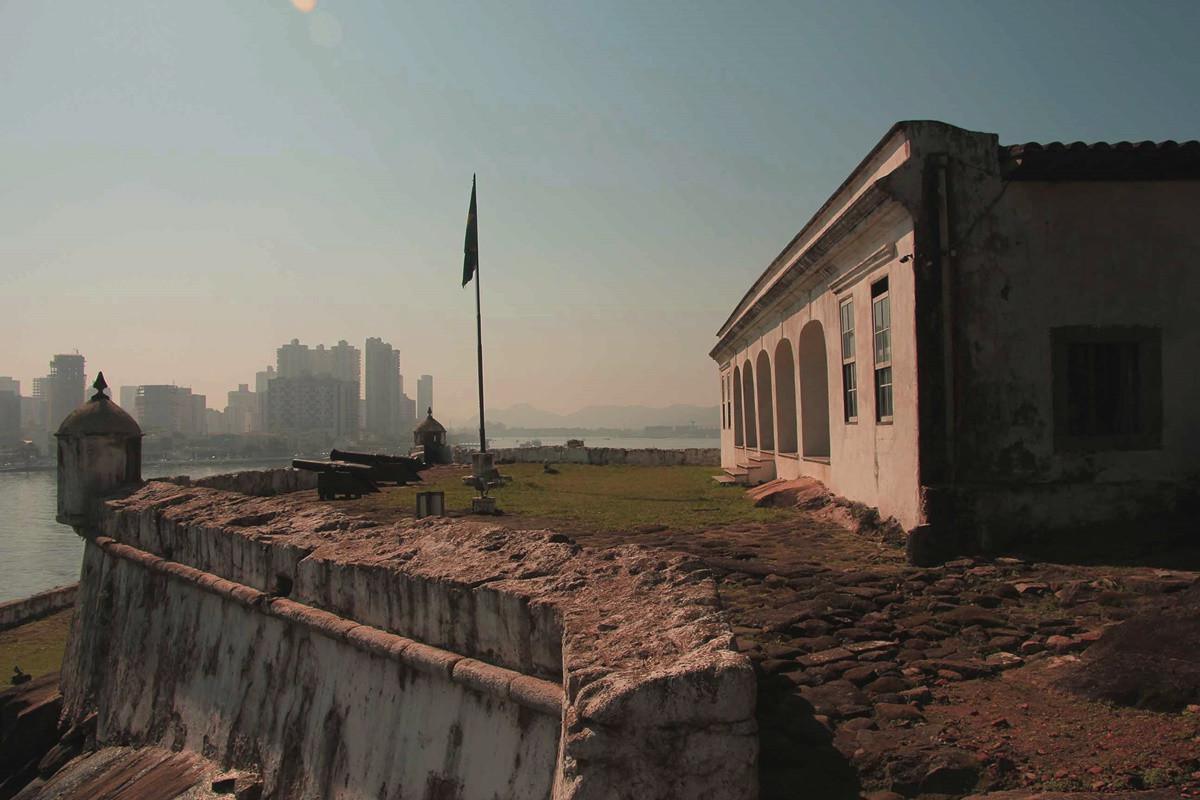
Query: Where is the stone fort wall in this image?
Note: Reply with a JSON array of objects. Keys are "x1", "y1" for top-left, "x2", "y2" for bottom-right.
[{"x1": 59, "y1": 475, "x2": 756, "y2": 800}]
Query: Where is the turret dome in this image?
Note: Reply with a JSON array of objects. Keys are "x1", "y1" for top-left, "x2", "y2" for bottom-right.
[{"x1": 56, "y1": 372, "x2": 142, "y2": 438}]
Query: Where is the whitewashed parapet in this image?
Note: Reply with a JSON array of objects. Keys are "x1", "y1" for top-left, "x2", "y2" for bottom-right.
[
  {"x1": 161, "y1": 467, "x2": 317, "y2": 496},
  {"x1": 483, "y1": 446, "x2": 720, "y2": 467},
  {"x1": 0, "y1": 583, "x2": 78, "y2": 631}
]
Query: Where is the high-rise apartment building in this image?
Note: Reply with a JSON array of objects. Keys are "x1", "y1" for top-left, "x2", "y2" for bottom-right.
[
  {"x1": 225, "y1": 384, "x2": 258, "y2": 434},
  {"x1": 266, "y1": 376, "x2": 358, "y2": 438},
  {"x1": 136, "y1": 385, "x2": 205, "y2": 435},
  {"x1": 0, "y1": 379, "x2": 19, "y2": 445},
  {"x1": 398, "y1": 392, "x2": 417, "y2": 437},
  {"x1": 119, "y1": 386, "x2": 139, "y2": 416},
  {"x1": 47, "y1": 354, "x2": 86, "y2": 429},
  {"x1": 364, "y1": 337, "x2": 401, "y2": 438},
  {"x1": 417, "y1": 375, "x2": 433, "y2": 418},
  {"x1": 255, "y1": 366, "x2": 275, "y2": 433},
  {"x1": 330, "y1": 340, "x2": 360, "y2": 385},
  {"x1": 277, "y1": 339, "x2": 310, "y2": 379},
  {"x1": 267, "y1": 340, "x2": 360, "y2": 436}
]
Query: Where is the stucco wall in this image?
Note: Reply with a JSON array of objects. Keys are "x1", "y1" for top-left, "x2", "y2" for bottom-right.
[
  {"x1": 719, "y1": 204, "x2": 924, "y2": 529},
  {"x1": 948, "y1": 178, "x2": 1200, "y2": 541}
]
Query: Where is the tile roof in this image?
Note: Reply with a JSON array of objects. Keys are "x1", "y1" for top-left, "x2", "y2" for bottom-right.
[{"x1": 1002, "y1": 138, "x2": 1200, "y2": 180}]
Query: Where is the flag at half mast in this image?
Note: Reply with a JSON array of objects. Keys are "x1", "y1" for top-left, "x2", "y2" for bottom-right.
[{"x1": 462, "y1": 175, "x2": 478, "y2": 287}]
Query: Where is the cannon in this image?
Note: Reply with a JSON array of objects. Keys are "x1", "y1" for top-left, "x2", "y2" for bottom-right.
[
  {"x1": 329, "y1": 449, "x2": 426, "y2": 485},
  {"x1": 292, "y1": 459, "x2": 381, "y2": 500}
]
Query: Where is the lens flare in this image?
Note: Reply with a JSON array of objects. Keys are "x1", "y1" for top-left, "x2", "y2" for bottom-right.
[{"x1": 290, "y1": 0, "x2": 316, "y2": 13}]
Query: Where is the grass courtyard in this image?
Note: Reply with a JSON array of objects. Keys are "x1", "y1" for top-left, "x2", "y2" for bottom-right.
[
  {"x1": 0, "y1": 609, "x2": 72, "y2": 681},
  {"x1": 361, "y1": 463, "x2": 791, "y2": 533}
]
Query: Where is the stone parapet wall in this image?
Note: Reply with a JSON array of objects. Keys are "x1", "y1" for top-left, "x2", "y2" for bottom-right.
[
  {"x1": 0, "y1": 584, "x2": 77, "y2": 631},
  {"x1": 88, "y1": 535, "x2": 563, "y2": 715},
  {"x1": 65, "y1": 538, "x2": 560, "y2": 800},
  {"x1": 162, "y1": 467, "x2": 317, "y2": 497},
  {"x1": 66, "y1": 482, "x2": 757, "y2": 799},
  {"x1": 483, "y1": 446, "x2": 720, "y2": 467}
]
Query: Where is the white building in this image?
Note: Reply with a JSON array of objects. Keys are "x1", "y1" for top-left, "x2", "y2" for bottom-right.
[{"x1": 711, "y1": 121, "x2": 1200, "y2": 557}]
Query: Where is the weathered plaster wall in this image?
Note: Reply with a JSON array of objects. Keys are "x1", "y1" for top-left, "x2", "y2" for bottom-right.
[
  {"x1": 948, "y1": 177, "x2": 1200, "y2": 541},
  {"x1": 0, "y1": 584, "x2": 77, "y2": 631},
  {"x1": 62, "y1": 482, "x2": 756, "y2": 800},
  {"x1": 487, "y1": 446, "x2": 719, "y2": 467},
  {"x1": 64, "y1": 538, "x2": 559, "y2": 800}
]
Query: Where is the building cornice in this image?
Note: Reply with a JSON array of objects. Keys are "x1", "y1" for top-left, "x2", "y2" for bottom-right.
[{"x1": 709, "y1": 182, "x2": 896, "y2": 362}]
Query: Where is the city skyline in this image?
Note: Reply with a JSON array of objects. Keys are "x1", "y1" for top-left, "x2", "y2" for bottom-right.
[{"x1": 0, "y1": 336, "x2": 442, "y2": 446}]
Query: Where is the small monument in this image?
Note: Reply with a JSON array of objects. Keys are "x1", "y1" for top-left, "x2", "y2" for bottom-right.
[
  {"x1": 413, "y1": 408, "x2": 451, "y2": 465},
  {"x1": 55, "y1": 372, "x2": 143, "y2": 530}
]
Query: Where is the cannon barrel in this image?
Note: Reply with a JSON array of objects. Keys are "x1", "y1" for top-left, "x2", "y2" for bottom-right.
[
  {"x1": 291, "y1": 458, "x2": 374, "y2": 474},
  {"x1": 330, "y1": 449, "x2": 426, "y2": 470}
]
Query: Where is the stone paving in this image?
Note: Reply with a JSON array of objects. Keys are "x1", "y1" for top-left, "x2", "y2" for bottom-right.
[
  {"x1": 533, "y1": 510, "x2": 1199, "y2": 799},
  {"x1": 713, "y1": 541, "x2": 1198, "y2": 799}
]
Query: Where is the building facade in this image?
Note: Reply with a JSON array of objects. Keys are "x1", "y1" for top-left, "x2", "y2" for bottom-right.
[
  {"x1": 364, "y1": 337, "x2": 402, "y2": 438},
  {"x1": 268, "y1": 340, "x2": 360, "y2": 438},
  {"x1": 711, "y1": 121, "x2": 1200, "y2": 553},
  {"x1": 135, "y1": 385, "x2": 205, "y2": 435},
  {"x1": 225, "y1": 384, "x2": 258, "y2": 434},
  {"x1": 417, "y1": 374, "x2": 433, "y2": 418},
  {"x1": 48, "y1": 354, "x2": 86, "y2": 430},
  {"x1": 266, "y1": 376, "x2": 358, "y2": 438}
]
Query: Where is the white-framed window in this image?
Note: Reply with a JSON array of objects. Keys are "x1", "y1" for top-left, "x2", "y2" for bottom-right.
[
  {"x1": 721, "y1": 376, "x2": 729, "y2": 429},
  {"x1": 871, "y1": 277, "x2": 893, "y2": 422},
  {"x1": 839, "y1": 298, "x2": 857, "y2": 423}
]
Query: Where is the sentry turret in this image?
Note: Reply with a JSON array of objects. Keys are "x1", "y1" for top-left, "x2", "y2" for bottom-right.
[{"x1": 55, "y1": 372, "x2": 143, "y2": 530}]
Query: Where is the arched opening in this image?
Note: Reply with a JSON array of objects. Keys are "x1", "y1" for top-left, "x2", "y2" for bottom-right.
[
  {"x1": 732, "y1": 366, "x2": 744, "y2": 446},
  {"x1": 755, "y1": 351, "x2": 774, "y2": 451},
  {"x1": 742, "y1": 360, "x2": 758, "y2": 449},
  {"x1": 798, "y1": 321, "x2": 831, "y2": 459},
  {"x1": 774, "y1": 339, "x2": 798, "y2": 454}
]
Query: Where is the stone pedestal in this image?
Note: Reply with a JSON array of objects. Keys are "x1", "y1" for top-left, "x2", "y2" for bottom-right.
[{"x1": 471, "y1": 496, "x2": 497, "y2": 514}]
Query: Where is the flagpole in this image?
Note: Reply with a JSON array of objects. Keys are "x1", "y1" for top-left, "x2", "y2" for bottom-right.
[{"x1": 474, "y1": 180, "x2": 487, "y2": 454}]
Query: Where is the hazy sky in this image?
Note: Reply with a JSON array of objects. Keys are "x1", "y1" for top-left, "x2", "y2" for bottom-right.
[{"x1": 4, "y1": 1, "x2": 1199, "y2": 422}]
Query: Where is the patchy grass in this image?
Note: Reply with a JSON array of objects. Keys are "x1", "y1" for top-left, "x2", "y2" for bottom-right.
[
  {"x1": 0, "y1": 609, "x2": 72, "y2": 680},
  {"x1": 364, "y1": 463, "x2": 791, "y2": 533}
]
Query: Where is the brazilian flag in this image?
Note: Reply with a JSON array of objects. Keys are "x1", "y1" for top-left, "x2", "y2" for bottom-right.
[{"x1": 462, "y1": 175, "x2": 478, "y2": 287}]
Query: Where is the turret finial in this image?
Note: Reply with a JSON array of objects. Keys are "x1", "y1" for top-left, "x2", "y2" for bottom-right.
[
  {"x1": 427, "y1": 407, "x2": 433, "y2": 417},
  {"x1": 91, "y1": 372, "x2": 108, "y2": 400}
]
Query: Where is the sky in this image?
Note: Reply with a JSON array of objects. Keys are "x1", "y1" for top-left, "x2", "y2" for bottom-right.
[{"x1": 3, "y1": 1, "x2": 1199, "y2": 422}]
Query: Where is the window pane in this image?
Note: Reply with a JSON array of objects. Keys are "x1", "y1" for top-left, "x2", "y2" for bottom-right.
[
  {"x1": 843, "y1": 363, "x2": 857, "y2": 420},
  {"x1": 1066, "y1": 340, "x2": 1142, "y2": 437},
  {"x1": 875, "y1": 366, "x2": 893, "y2": 420},
  {"x1": 872, "y1": 295, "x2": 891, "y2": 363},
  {"x1": 840, "y1": 302, "x2": 855, "y2": 359}
]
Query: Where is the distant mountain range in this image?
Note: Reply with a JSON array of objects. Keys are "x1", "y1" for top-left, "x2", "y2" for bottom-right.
[{"x1": 460, "y1": 403, "x2": 718, "y2": 431}]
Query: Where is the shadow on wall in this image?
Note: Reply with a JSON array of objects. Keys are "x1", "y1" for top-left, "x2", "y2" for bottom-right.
[
  {"x1": 757, "y1": 675, "x2": 861, "y2": 799},
  {"x1": 1007, "y1": 515, "x2": 1200, "y2": 571}
]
